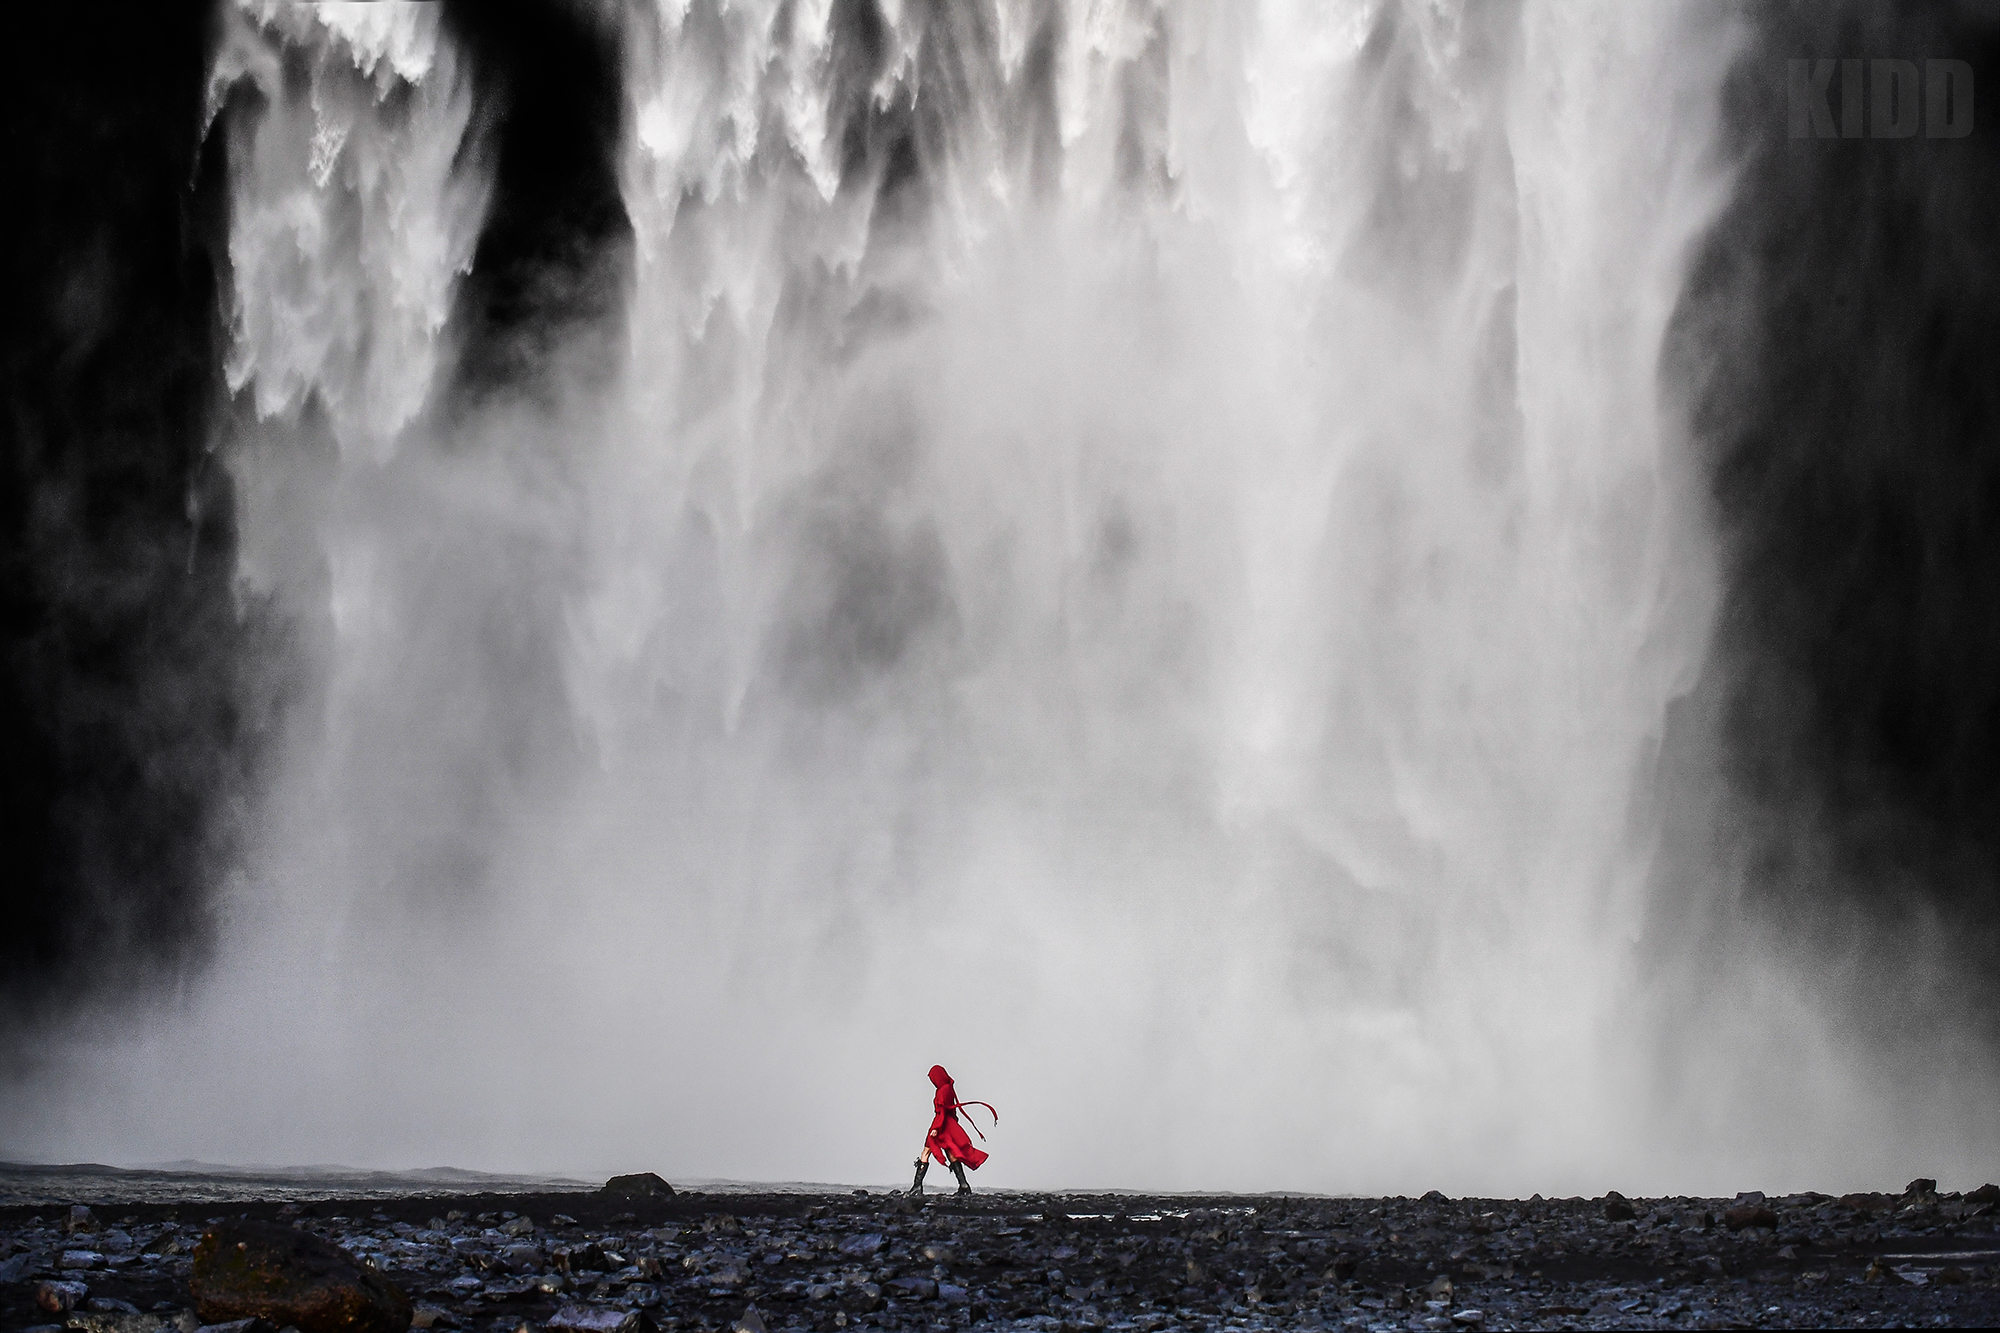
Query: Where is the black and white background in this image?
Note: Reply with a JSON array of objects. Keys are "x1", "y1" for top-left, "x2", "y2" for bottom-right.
[{"x1": 1, "y1": 0, "x2": 1996, "y2": 1193}]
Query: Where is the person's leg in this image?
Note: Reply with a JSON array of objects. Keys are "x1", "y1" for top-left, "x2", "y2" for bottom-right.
[
  {"x1": 910, "y1": 1157, "x2": 929, "y2": 1195},
  {"x1": 950, "y1": 1160, "x2": 971, "y2": 1195}
]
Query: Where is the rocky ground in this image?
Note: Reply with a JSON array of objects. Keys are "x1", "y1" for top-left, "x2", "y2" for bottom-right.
[{"x1": 6, "y1": 1179, "x2": 2000, "y2": 1331}]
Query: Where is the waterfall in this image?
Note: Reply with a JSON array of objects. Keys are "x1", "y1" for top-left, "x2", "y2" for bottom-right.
[{"x1": 12, "y1": 0, "x2": 1877, "y2": 1193}]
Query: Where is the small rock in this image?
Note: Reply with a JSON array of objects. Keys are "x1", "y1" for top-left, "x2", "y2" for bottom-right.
[
  {"x1": 61, "y1": 1315, "x2": 155, "y2": 1333},
  {"x1": 555, "y1": 1243, "x2": 605, "y2": 1274},
  {"x1": 1451, "y1": 1312, "x2": 1484, "y2": 1327},
  {"x1": 1602, "y1": 1197, "x2": 1635, "y2": 1223},
  {"x1": 547, "y1": 1305, "x2": 650, "y2": 1333},
  {"x1": 836, "y1": 1234, "x2": 884, "y2": 1259},
  {"x1": 66, "y1": 1206, "x2": 98, "y2": 1234},
  {"x1": 937, "y1": 1283, "x2": 968, "y2": 1305},
  {"x1": 499, "y1": 1244, "x2": 543, "y2": 1274},
  {"x1": 1721, "y1": 1205, "x2": 1777, "y2": 1232},
  {"x1": 86, "y1": 1298, "x2": 142, "y2": 1314},
  {"x1": 600, "y1": 1174, "x2": 675, "y2": 1199},
  {"x1": 37, "y1": 1280, "x2": 89, "y2": 1314},
  {"x1": 805, "y1": 1284, "x2": 835, "y2": 1301},
  {"x1": 733, "y1": 1308, "x2": 767, "y2": 1333},
  {"x1": 1732, "y1": 1191, "x2": 1766, "y2": 1207},
  {"x1": 109, "y1": 1315, "x2": 202, "y2": 1333},
  {"x1": 1905, "y1": 1178, "x2": 1938, "y2": 1196},
  {"x1": 500, "y1": 1217, "x2": 535, "y2": 1238},
  {"x1": 61, "y1": 1251, "x2": 105, "y2": 1269},
  {"x1": 1965, "y1": 1184, "x2": 2000, "y2": 1204},
  {"x1": 409, "y1": 1307, "x2": 454, "y2": 1329},
  {"x1": 189, "y1": 1220, "x2": 411, "y2": 1333},
  {"x1": 195, "y1": 1319, "x2": 277, "y2": 1333},
  {"x1": 1420, "y1": 1191, "x2": 1448, "y2": 1204},
  {"x1": 1422, "y1": 1276, "x2": 1453, "y2": 1301}
]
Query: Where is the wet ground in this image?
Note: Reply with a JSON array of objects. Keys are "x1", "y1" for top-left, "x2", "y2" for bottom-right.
[{"x1": 5, "y1": 1173, "x2": 1999, "y2": 1330}]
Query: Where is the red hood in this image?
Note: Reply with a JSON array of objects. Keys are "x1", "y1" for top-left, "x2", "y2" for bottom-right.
[{"x1": 929, "y1": 1065, "x2": 951, "y2": 1088}]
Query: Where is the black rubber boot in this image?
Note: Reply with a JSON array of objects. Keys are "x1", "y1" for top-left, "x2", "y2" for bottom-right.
[
  {"x1": 950, "y1": 1161, "x2": 971, "y2": 1196},
  {"x1": 909, "y1": 1159, "x2": 928, "y2": 1196}
]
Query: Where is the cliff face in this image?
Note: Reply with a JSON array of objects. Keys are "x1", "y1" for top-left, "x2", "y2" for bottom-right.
[
  {"x1": 0, "y1": 0, "x2": 259, "y2": 1032},
  {"x1": 0, "y1": 0, "x2": 631, "y2": 1039},
  {"x1": 1656, "y1": 2, "x2": 2000, "y2": 1039}
]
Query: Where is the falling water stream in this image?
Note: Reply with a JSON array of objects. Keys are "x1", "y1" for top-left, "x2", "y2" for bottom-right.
[{"x1": 16, "y1": 0, "x2": 1972, "y2": 1194}]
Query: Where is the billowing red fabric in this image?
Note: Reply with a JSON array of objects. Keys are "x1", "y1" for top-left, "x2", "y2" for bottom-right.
[{"x1": 924, "y1": 1065, "x2": 989, "y2": 1170}]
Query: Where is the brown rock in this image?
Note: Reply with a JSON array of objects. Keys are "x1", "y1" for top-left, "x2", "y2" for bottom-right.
[
  {"x1": 1966, "y1": 1184, "x2": 2000, "y2": 1205},
  {"x1": 1601, "y1": 1194, "x2": 1635, "y2": 1222},
  {"x1": 190, "y1": 1219, "x2": 411, "y2": 1333},
  {"x1": 1721, "y1": 1205, "x2": 1777, "y2": 1232}
]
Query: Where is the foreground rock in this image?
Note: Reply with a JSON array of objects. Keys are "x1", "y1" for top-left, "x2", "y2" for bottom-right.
[{"x1": 190, "y1": 1220, "x2": 411, "y2": 1333}]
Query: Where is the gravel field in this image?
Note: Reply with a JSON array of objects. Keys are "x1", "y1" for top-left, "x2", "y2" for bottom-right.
[{"x1": 5, "y1": 1174, "x2": 1999, "y2": 1331}]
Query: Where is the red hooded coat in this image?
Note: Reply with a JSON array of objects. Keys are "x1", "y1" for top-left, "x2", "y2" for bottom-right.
[{"x1": 923, "y1": 1065, "x2": 989, "y2": 1170}]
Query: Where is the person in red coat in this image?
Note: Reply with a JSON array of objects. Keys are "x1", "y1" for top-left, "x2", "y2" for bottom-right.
[{"x1": 910, "y1": 1064, "x2": 991, "y2": 1197}]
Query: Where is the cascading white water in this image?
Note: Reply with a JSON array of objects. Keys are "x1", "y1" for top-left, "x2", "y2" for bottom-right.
[{"x1": 24, "y1": 0, "x2": 1950, "y2": 1194}]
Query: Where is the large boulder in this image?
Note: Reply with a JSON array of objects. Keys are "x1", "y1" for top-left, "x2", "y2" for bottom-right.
[
  {"x1": 1721, "y1": 1204, "x2": 1778, "y2": 1232},
  {"x1": 600, "y1": 1173, "x2": 675, "y2": 1198},
  {"x1": 190, "y1": 1220, "x2": 411, "y2": 1333}
]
